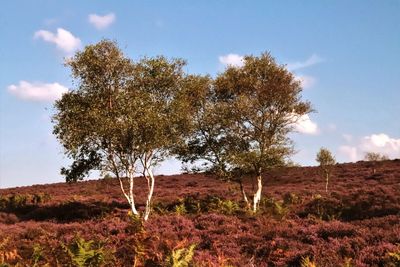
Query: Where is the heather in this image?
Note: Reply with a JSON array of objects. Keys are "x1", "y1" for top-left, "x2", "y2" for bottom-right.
[{"x1": 0, "y1": 160, "x2": 399, "y2": 266}]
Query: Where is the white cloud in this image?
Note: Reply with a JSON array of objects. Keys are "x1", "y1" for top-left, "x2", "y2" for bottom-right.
[
  {"x1": 339, "y1": 145, "x2": 358, "y2": 162},
  {"x1": 338, "y1": 133, "x2": 400, "y2": 162},
  {"x1": 327, "y1": 123, "x2": 337, "y2": 132},
  {"x1": 7, "y1": 81, "x2": 68, "y2": 102},
  {"x1": 360, "y1": 134, "x2": 400, "y2": 156},
  {"x1": 286, "y1": 54, "x2": 324, "y2": 71},
  {"x1": 293, "y1": 114, "x2": 319, "y2": 135},
  {"x1": 342, "y1": 134, "x2": 353, "y2": 143},
  {"x1": 34, "y1": 28, "x2": 81, "y2": 53},
  {"x1": 219, "y1": 54, "x2": 244, "y2": 68},
  {"x1": 295, "y1": 74, "x2": 316, "y2": 89},
  {"x1": 88, "y1": 13, "x2": 116, "y2": 30}
]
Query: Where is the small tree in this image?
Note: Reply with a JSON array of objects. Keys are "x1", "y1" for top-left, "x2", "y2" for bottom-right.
[
  {"x1": 364, "y1": 152, "x2": 389, "y2": 174},
  {"x1": 316, "y1": 148, "x2": 336, "y2": 193},
  {"x1": 53, "y1": 40, "x2": 187, "y2": 221}
]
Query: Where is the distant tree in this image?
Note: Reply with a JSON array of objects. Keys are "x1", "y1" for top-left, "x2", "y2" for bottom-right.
[
  {"x1": 364, "y1": 152, "x2": 389, "y2": 174},
  {"x1": 316, "y1": 148, "x2": 336, "y2": 193},
  {"x1": 53, "y1": 40, "x2": 187, "y2": 221},
  {"x1": 176, "y1": 52, "x2": 313, "y2": 212}
]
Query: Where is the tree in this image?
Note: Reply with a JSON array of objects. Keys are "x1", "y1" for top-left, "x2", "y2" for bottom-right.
[
  {"x1": 176, "y1": 52, "x2": 313, "y2": 212},
  {"x1": 364, "y1": 152, "x2": 389, "y2": 174},
  {"x1": 174, "y1": 74, "x2": 252, "y2": 206},
  {"x1": 53, "y1": 40, "x2": 187, "y2": 221},
  {"x1": 316, "y1": 148, "x2": 336, "y2": 193}
]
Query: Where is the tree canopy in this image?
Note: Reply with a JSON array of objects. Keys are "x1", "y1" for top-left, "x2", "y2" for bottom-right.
[
  {"x1": 176, "y1": 53, "x2": 313, "y2": 211},
  {"x1": 53, "y1": 40, "x2": 189, "y2": 220}
]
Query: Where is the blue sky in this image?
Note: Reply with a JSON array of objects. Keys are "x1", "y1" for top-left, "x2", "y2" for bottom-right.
[{"x1": 0, "y1": 1, "x2": 399, "y2": 188}]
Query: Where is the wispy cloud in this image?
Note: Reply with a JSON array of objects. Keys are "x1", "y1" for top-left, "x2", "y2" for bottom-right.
[
  {"x1": 34, "y1": 28, "x2": 81, "y2": 53},
  {"x1": 287, "y1": 54, "x2": 324, "y2": 89},
  {"x1": 88, "y1": 13, "x2": 116, "y2": 30},
  {"x1": 7, "y1": 81, "x2": 68, "y2": 102},
  {"x1": 295, "y1": 75, "x2": 316, "y2": 89},
  {"x1": 286, "y1": 54, "x2": 324, "y2": 71},
  {"x1": 219, "y1": 53, "x2": 244, "y2": 68}
]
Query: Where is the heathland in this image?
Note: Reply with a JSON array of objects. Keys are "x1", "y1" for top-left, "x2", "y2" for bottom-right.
[{"x1": 0, "y1": 160, "x2": 399, "y2": 266}]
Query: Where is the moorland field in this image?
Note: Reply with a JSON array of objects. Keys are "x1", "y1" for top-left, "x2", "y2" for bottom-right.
[{"x1": 0, "y1": 160, "x2": 399, "y2": 266}]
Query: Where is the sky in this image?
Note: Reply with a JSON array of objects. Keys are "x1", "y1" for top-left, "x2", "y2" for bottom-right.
[{"x1": 0, "y1": 1, "x2": 399, "y2": 188}]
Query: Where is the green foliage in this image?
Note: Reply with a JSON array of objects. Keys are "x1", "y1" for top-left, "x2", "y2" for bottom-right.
[
  {"x1": 176, "y1": 53, "x2": 313, "y2": 176},
  {"x1": 54, "y1": 39, "x2": 188, "y2": 182},
  {"x1": 260, "y1": 197, "x2": 290, "y2": 219},
  {"x1": 31, "y1": 244, "x2": 49, "y2": 267},
  {"x1": 305, "y1": 195, "x2": 343, "y2": 221},
  {"x1": 316, "y1": 148, "x2": 336, "y2": 167},
  {"x1": 388, "y1": 245, "x2": 400, "y2": 267},
  {"x1": 0, "y1": 193, "x2": 51, "y2": 211},
  {"x1": 53, "y1": 39, "x2": 192, "y2": 220},
  {"x1": 32, "y1": 193, "x2": 51, "y2": 205},
  {"x1": 175, "y1": 52, "x2": 313, "y2": 213},
  {"x1": 342, "y1": 258, "x2": 353, "y2": 267},
  {"x1": 127, "y1": 211, "x2": 145, "y2": 233},
  {"x1": 283, "y1": 192, "x2": 301, "y2": 205},
  {"x1": 63, "y1": 236, "x2": 107, "y2": 267},
  {"x1": 7, "y1": 194, "x2": 27, "y2": 209},
  {"x1": 166, "y1": 244, "x2": 196, "y2": 267},
  {"x1": 301, "y1": 256, "x2": 317, "y2": 267},
  {"x1": 175, "y1": 203, "x2": 187, "y2": 216},
  {"x1": 153, "y1": 195, "x2": 242, "y2": 216},
  {"x1": 216, "y1": 199, "x2": 240, "y2": 215}
]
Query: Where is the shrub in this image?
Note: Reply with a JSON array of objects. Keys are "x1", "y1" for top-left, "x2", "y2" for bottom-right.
[
  {"x1": 63, "y1": 236, "x2": 107, "y2": 267},
  {"x1": 31, "y1": 244, "x2": 49, "y2": 267},
  {"x1": 155, "y1": 195, "x2": 242, "y2": 216},
  {"x1": 301, "y1": 256, "x2": 317, "y2": 267},
  {"x1": 31, "y1": 193, "x2": 51, "y2": 205},
  {"x1": 283, "y1": 192, "x2": 301, "y2": 205},
  {"x1": 215, "y1": 199, "x2": 240, "y2": 215},
  {"x1": 7, "y1": 194, "x2": 28, "y2": 210},
  {"x1": 260, "y1": 197, "x2": 290, "y2": 219},
  {"x1": 387, "y1": 244, "x2": 400, "y2": 267},
  {"x1": 126, "y1": 211, "x2": 145, "y2": 234},
  {"x1": 165, "y1": 244, "x2": 196, "y2": 267},
  {"x1": 299, "y1": 196, "x2": 343, "y2": 221}
]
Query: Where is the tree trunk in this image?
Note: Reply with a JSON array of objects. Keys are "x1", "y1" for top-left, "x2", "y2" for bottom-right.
[
  {"x1": 143, "y1": 167, "x2": 155, "y2": 221},
  {"x1": 325, "y1": 172, "x2": 329, "y2": 193},
  {"x1": 253, "y1": 174, "x2": 262, "y2": 212},
  {"x1": 239, "y1": 180, "x2": 250, "y2": 208},
  {"x1": 118, "y1": 174, "x2": 139, "y2": 216}
]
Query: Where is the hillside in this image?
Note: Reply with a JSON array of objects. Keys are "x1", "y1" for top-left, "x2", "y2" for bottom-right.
[{"x1": 0, "y1": 160, "x2": 399, "y2": 266}]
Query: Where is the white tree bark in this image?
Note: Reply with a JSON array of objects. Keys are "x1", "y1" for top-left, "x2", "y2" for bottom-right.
[
  {"x1": 253, "y1": 175, "x2": 262, "y2": 212},
  {"x1": 325, "y1": 172, "x2": 329, "y2": 193},
  {"x1": 239, "y1": 180, "x2": 250, "y2": 208},
  {"x1": 143, "y1": 167, "x2": 155, "y2": 221},
  {"x1": 128, "y1": 171, "x2": 139, "y2": 215},
  {"x1": 117, "y1": 170, "x2": 139, "y2": 216}
]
